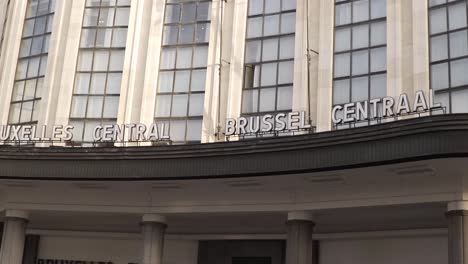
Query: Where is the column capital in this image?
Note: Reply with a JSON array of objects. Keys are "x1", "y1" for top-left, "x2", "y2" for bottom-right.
[
  {"x1": 4, "y1": 209, "x2": 29, "y2": 220},
  {"x1": 447, "y1": 201, "x2": 468, "y2": 212},
  {"x1": 287, "y1": 211, "x2": 316, "y2": 222},
  {"x1": 142, "y1": 214, "x2": 167, "y2": 224}
]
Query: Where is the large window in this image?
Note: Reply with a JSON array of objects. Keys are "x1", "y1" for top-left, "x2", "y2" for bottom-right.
[
  {"x1": 429, "y1": 0, "x2": 468, "y2": 113},
  {"x1": 8, "y1": 0, "x2": 55, "y2": 125},
  {"x1": 242, "y1": 0, "x2": 296, "y2": 116},
  {"x1": 69, "y1": 0, "x2": 130, "y2": 143},
  {"x1": 155, "y1": 0, "x2": 212, "y2": 144},
  {"x1": 333, "y1": 0, "x2": 387, "y2": 127}
]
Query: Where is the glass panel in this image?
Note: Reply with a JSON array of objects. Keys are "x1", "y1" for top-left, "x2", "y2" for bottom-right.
[
  {"x1": 431, "y1": 63, "x2": 449, "y2": 90},
  {"x1": 188, "y1": 93, "x2": 204, "y2": 116},
  {"x1": 277, "y1": 86, "x2": 293, "y2": 110},
  {"x1": 259, "y1": 88, "x2": 276, "y2": 112},
  {"x1": 431, "y1": 34, "x2": 448, "y2": 62},
  {"x1": 352, "y1": 76, "x2": 369, "y2": 102},
  {"x1": 156, "y1": 95, "x2": 172, "y2": 117},
  {"x1": 451, "y1": 58, "x2": 468, "y2": 87},
  {"x1": 449, "y1": 30, "x2": 468, "y2": 59},
  {"x1": 334, "y1": 79, "x2": 350, "y2": 104},
  {"x1": 171, "y1": 94, "x2": 188, "y2": 117}
]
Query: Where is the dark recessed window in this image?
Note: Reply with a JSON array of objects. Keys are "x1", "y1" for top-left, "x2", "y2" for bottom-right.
[
  {"x1": 333, "y1": 0, "x2": 387, "y2": 128},
  {"x1": 69, "y1": 0, "x2": 131, "y2": 143},
  {"x1": 155, "y1": 0, "x2": 212, "y2": 144},
  {"x1": 8, "y1": 0, "x2": 56, "y2": 126},
  {"x1": 429, "y1": 0, "x2": 468, "y2": 113},
  {"x1": 242, "y1": 0, "x2": 296, "y2": 118}
]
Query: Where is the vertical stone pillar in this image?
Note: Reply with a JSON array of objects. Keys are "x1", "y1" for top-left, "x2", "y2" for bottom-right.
[
  {"x1": 447, "y1": 201, "x2": 468, "y2": 264},
  {"x1": 0, "y1": 210, "x2": 29, "y2": 264},
  {"x1": 286, "y1": 211, "x2": 315, "y2": 264},
  {"x1": 141, "y1": 214, "x2": 167, "y2": 264}
]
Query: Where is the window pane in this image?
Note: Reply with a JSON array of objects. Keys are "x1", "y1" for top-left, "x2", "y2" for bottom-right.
[
  {"x1": 371, "y1": 21, "x2": 386, "y2": 46},
  {"x1": 277, "y1": 86, "x2": 293, "y2": 110},
  {"x1": 103, "y1": 96, "x2": 119, "y2": 118},
  {"x1": 281, "y1": 13, "x2": 296, "y2": 34},
  {"x1": 352, "y1": 50, "x2": 369, "y2": 75},
  {"x1": 115, "y1": 7, "x2": 130, "y2": 26},
  {"x1": 158, "y1": 71, "x2": 174, "y2": 93},
  {"x1": 246, "y1": 40, "x2": 262, "y2": 63},
  {"x1": 109, "y1": 50, "x2": 125, "y2": 71},
  {"x1": 279, "y1": 36, "x2": 295, "y2": 59},
  {"x1": 163, "y1": 25, "x2": 179, "y2": 45},
  {"x1": 156, "y1": 95, "x2": 171, "y2": 117},
  {"x1": 261, "y1": 63, "x2": 277, "y2": 86},
  {"x1": 431, "y1": 34, "x2": 448, "y2": 62},
  {"x1": 75, "y1": 73, "x2": 91, "y2": 94},
  {"x1": 451, "y1": 58, "x2": 468, "y2": 87},
  {"x1": 259, "y1": 88, "x2": 276, "y2": 112},
  {"x1": 191, "y1": 70, "x2": 206, "y2": 91},
  {"x1": 90, "y1": 73, "x2": 106, "y2": 94},
  {"x1": 186, "y1": 120, "x2": 202, "y2": 141},
  {"x1": 451, "y1": 89, "x2": 468, "y2": 113},
  {"x1": 371, "y1": 0, "x2": 386, "y2": 19},
  {"x1": 334, "y1": 53, "x2": 351, "y2": 78},
  {"x1": 448, "y1": 2, "x2": 467, "y2": 30},
  {"x1": 352, "y1": 76, "x2": 369, "y2": 102},
  {"x1": 112, "y1": 28, "x2": 127, "y2": 47},
  {"x1": 165, "y1": 5, "x2": 181, "y2": 23},
  {"x1": 335, "y1": 28, "x2": 351, "y2": 52},
  {"x1": 179, "y1": 24, "x2": 195, "y2": 44},
  {"x1": 262, "y1": 38, "x2": 279, "y2": 61},
  {"x1": 87, "y1": 96, "x2": 104, "y2": 118},
  {"x1": 430, "y1": 8, "x2": 447, "y2": 34},
  {"x1": 449, "y1": 30, "x2": 468, "y2": 59},
  {"x1": 352, "y1": 24, "x2": 369, "y2": 49},
  {"x1": 176, "y1": 47, "x2": 193, "y2": 69},
  {"x1": 370, "y1": 74, "x2": 386, "y2": 99},
  {"x1": 353, "y1": 0, "x2": 369, "y2": 23},
  {"x1": 278, "y1": 61, "x2": 294, "y2": 84},
  {"x1": 242, "y1": 90, "x2": 258, "y2": 113},
  {"x1": 71, "y1": 96, "x2": 87, "y2": 118},
  {"x1": 370, "y1": 47, "x2": 386, "y2": 72},
  {"x1": 174, "y1": 70, "x2": 190, "y2": 92},
  {"x1": 172, "y1": 94, "x2": 188, "y2": 117},
  {"x1": 93, "y1": 51, "x2": 110, "y2": 71},
  {"x1": 264, "y1": 15, "x2": 280, "y2": 36},
  {"x1": 188, "y1": 93, "x2": 204, "y2": 116},
  {"x1": 107, "y1": 73, "x2": 122, "y2": 94},
  {"x1": 431, "y1": 63, "x2": 449, "y2": 90},
  {"x1": 334, "y1": 79, "x2": 350, "y2": 104},
  {"x1": 161, "y1": 48, "x2": 176, "y2": 69},
  {"x1": 249, "y1": 0, "x2": 263, "y2": 15},
  {"x1": 193, "y1": 46, "x2": 209, "y2": 67},
  {"x1": 336, "y1": 3, "x2": 351, "y2": 26}
]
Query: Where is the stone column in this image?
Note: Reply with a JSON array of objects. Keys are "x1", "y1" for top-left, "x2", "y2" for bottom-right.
[
  {"x1": 286, "y1": 211, "x2": 315, "y2": 264},
  {"x1": 141, "y1": 214, "x2": 167, "y2": 264},
  {"x1": 447, "y1": 201, "x2": 468, "y2": 264},
  {"x1": 0, "y1": 210, "x2": 29, "y2": 264}
]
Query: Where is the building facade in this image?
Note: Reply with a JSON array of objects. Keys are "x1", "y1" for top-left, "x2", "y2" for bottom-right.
[{"x1": 0, "y1": 0, "x2": 466, "y2": 264}]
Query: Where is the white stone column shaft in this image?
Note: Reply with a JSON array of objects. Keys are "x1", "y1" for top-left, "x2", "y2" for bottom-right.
[
  {"x1": 315, "y1": 0, "x2": 334, "y2": 132},
  {"x1": 0, "y1": 210, "x2": 29, "y2": 264},
  {"x1": 54, "y1": 0, "x2": 86, "y2": 126},
  {"x1": 202, "y1": 0, "x2": 222, "y2": 143},
  {"x1": 286, "y1": 212, "x2": 315, "y2": 264},
  {"x1": 225, "y1": 0, "x2": 248, "y2": 126},
  {"x1": 447, "y1": 201, "x2": 468, "y2": 264},
  {"x1": 141, "y1": 215, "x2": 167, "y2": 264}
]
